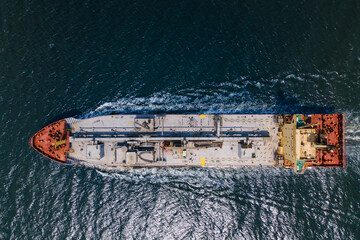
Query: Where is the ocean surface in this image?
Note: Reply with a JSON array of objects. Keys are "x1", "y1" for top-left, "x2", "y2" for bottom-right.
[{"x1": 1, "y1": 0, "x2": 360, "y2": 239}]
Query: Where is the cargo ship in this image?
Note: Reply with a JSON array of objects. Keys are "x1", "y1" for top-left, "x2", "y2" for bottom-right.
[{"x1": 30, "y1": 114, "x2": 345, "y2": 174}]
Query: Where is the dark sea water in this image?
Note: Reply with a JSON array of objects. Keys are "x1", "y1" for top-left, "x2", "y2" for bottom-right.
[{"x1": 1, "y1": 0, "x2": 360, "y2": 239}]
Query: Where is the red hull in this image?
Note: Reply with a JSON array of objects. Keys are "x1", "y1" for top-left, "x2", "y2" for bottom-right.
[{"x1": 30, "y1": 119, "x2": 69, "y2": 163}]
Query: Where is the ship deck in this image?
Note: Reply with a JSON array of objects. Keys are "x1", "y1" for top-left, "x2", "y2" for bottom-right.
[{"x1": 65, "y1": 114, "x2": 280, "y2": 168}]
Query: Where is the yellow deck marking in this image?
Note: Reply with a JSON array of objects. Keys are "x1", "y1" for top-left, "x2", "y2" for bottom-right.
[
  {"x1": 201, "y1": 158, "x2": 205, "y2": 166},
  {"x1": 200, "y1": 114, "x2": 205, "y2": 118},
  {"x1": 51, "y1": 140, "x2": 67, "y2": 146}
]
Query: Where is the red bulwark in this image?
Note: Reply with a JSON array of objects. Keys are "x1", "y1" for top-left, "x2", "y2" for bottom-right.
[
  {"x1": 311, "y1": 114, "x2": 345, "y2": 167},
  {"x1": 30, "y1": 120, "x2": 69, "y2": 163}
]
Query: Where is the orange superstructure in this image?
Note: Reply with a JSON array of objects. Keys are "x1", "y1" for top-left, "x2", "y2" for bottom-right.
[{"x1": 30, "y1": 119, "x2": 69, "y2": 163}]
